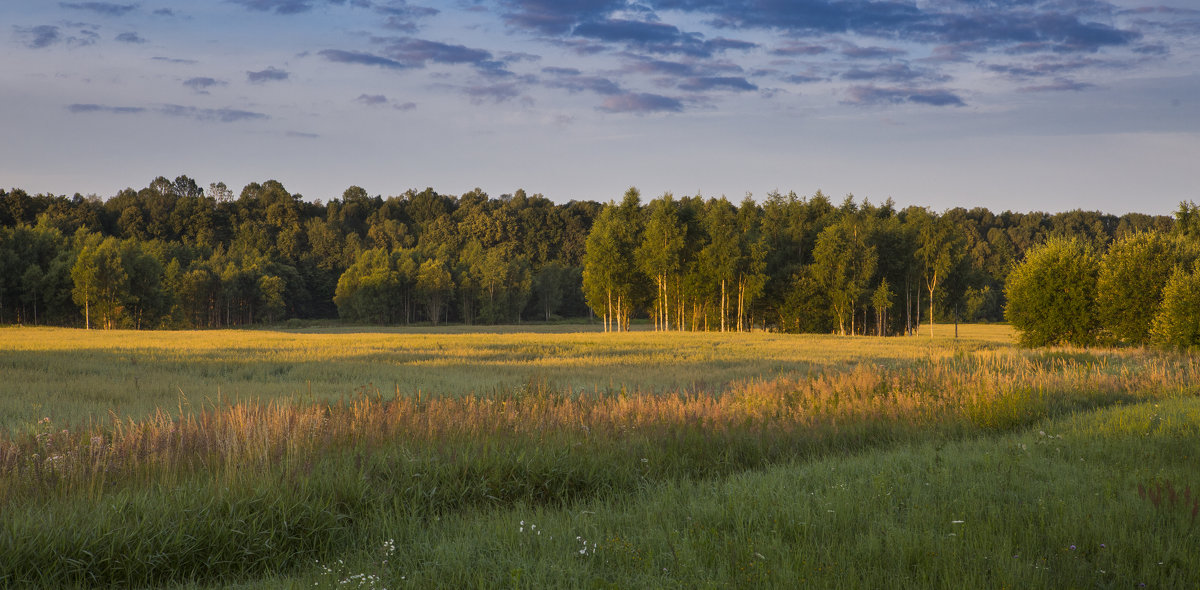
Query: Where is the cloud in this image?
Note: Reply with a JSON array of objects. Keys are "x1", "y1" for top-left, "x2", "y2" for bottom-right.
[
  {"x1": 152, "y1": 56, "x2": 197, "y2": 64},
  {"x1": 542, "y1": 67, "x2": 624, "y2": 95},
  {"x1": 597, "y1": 91, "x2": 683, "y2": 113},
  {"x1": 319, "y1": 49, "x2": 409, "y2": 69},
  {"x1": 360, "y1": 37, "x2": 516, "y2": 77},
  {"x1": 246, "y1": 67, "x2": 290, "y2": 82},
  {"x1": 229, "y1": 0, "x2": 320, "y2": 15},
  {"x1": 380, "y1": 37, "x2": 494, "y2": 66},
  {"x1": 58, "y1": 2, "x2": 138, "y2": 17},
  {"x1": 463, "y1": 83, "x2": 522, "y2": 104},
  {"x1": 1018, "y1": 78, "x2": 1095, "y2": 92},
  {"x1": 374, "y1": 1, "x2": 439, "y2": 31},
  {"x1": 784, "y1": 73, "x2": 824, "y2": 84},
  {"x1": 17, "y1": 24, "x2": 100, "y2": 48},
  {"x1": 985, "y1": 57, "x2": 1102, "y2": 80},
  {"x1": 159, "y1": 104, "x2": 270, "y2": 122},
  {"x1": 15, "y1": 25, "x2": 62, "y2": 49},
  {"x1": 67, "y1": 103, "x2": 147, "y2": 114},
  {"x1": 115, "y1": 32, "x2": 146, "y2": 43},
  {"x1": 286, "y1": 131, "x2": 320, "y2": 138},
  {"x1": 841, "y1": 63, "x2": 946, "y2": 84},
  {"x1": 70, "y1": 102, "x2": 270, "y2": 122},
  {"x1": 841, "y1": 44, "x2": 905, "y2": 60},
  {"x1": 501, "y1": 0, "x2": 625, "y2": 35},
  {"x1": 570, "y1": 18, "x2": 755, "y2": 58},
  {"x1": 772, "y1": 41, "x2": 830, "y2": 57},
  {"x1": 152, "y1": 8, "x2": 175, "y2": 16},
  {"x1": 355, "y1": 93, "x2": 389, "y2": 105},
  {"x1": 677, "y1": 76, "x2": 757, "y2": 92},
  {"x1": 394, "y1": 101, "x2": 416, "y2": 111},
  {"x1": 505, "y1": 1, "x2": 1144, "y2": 60},
  {"x1": 845, "y1": 85, "x2": 966, "y2": 107},
  {"x1": 183, "y1": 77, "x2": 226, "y2": 93}
]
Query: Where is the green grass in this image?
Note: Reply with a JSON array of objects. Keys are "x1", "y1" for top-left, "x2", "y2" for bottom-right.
[
  {"x1": 285, "y1": 398, "x2": 1200, "y2": 589},
  {"x1": 0, "y1": 324, "x2": 1196, "y2": 588}
]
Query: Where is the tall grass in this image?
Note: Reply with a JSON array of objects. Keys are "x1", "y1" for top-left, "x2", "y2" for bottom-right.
[
  {"x1": 0, "y1": 324, "x2": 1012, "y2": 429},
  {"x1": 360, "y1": 396, "x2": 1200, "y2": 588},
  {"x1": 0, "y1": 343, "x2": 1196, "y2": 587}
]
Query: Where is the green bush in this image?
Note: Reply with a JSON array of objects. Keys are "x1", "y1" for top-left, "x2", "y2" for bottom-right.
[
  {"x1": 1150, "y1": 266, "x2": 1200, "y2": 349},
  {"x1": 1005, "y1": 237, "x2": 1099, "y2": 347},
  {"x1": 1095, "y1": 231, "x2": 1180, "y2": 345}
]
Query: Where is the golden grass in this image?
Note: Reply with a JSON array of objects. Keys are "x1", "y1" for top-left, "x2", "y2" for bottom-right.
[
  {"x1": 3, "y1": 338, "x2": 1194, "y2": 506},
  {"x1": 0, "y1": 324, "x2": 1014, "y2": 429}
]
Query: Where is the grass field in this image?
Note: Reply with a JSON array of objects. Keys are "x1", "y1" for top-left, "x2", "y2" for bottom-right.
[
  {"x1": 0, "y1": 324, "x2": 1010, "y2": 430},
  {"x1": 0, "y1": 324, "x2": 1197, "y2": 588}
]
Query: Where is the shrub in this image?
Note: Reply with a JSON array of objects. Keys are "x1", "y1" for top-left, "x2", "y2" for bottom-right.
[
  {"x1": 1095, "y1": 231, "x2": 1179, "y2": 345},
  {"x1": 1005, "y1": 237, "x2": 1099, "y2": 347},
  {"x1": 1150, "y1": 266, "x2": 1200, "y2": 349}
]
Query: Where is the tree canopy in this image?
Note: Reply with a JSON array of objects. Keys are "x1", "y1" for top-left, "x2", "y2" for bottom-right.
[{"x1": 0, "y1": 176, "x2": 1185, "y2": 343}]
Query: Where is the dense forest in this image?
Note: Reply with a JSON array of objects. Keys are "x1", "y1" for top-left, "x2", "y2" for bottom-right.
[{"x1": 0, "y1": 175, "x2": 1180, "y2": 334}]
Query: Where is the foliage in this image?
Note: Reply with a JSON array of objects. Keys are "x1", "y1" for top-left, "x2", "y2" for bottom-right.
[
  {"x1": 0, "y1": 177, "x2": 1188, "y2": 334},
  {"x1": 1095, "y1": 231, "x2": 1183, "y2": 345},
  {"x1": 1150, "y1": 266, "x2": 1200, "y2": 349},
  {"x1": 812, "y1": 214, "x2": 877, "y2": 335},
  {"x1": 1005, "y1": 237, "x2": 1100, "y2": 347}
]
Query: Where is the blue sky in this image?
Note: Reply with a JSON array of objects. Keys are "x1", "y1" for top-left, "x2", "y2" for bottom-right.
[{"x1": 2, "y1": 0, "x2": 1198, "y2": 214}]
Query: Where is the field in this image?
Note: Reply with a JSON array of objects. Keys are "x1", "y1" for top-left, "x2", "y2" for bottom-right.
[{"x1": 0, "y1": 324, "x2": 1197, "y2": 588}]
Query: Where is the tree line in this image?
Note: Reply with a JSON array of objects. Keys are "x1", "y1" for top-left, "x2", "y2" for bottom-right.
[{"x1": 0, "y1": 176, "x2": 1176, "y2": 335}]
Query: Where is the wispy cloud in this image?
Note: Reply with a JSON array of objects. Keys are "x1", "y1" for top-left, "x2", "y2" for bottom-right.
[
  {"x1": 378, "y1": 37, "x2": 501, "y2": 72},
  {"x1": 355, "y1": 93, "x2": 389, "y2": 105},
  {"x1": 571, "y1": 18, "x2": 754, "y2": 58},
  {"x1": 152, "y1": 56, "x2": 197, "y2": 64},
  {"x1": 845, "y1": 85, "x2": 966, "y2": 107},
  {"x1": 159, "y1": 104, "x2": 270, "y2": 122},
  {"x1": 247, "y1": 67, "x2": 290, "y2": 83},
  {"x1": 677, "y1": 76, "x2": 757, "y2": 92},
  {"x1": 1019, "y1": 78, "x2": 1096, "y2": 93},
  {"x1": 374, "y1": 0, "x2": 439, "y2": 32},
  {"x1": 67, "y1": 103, "x2": 146, "y2": 114},
  {"x1": 67, "y1": 102, "x2": 269, "y2": 122},
  {"x1": 542, "y1": 67, "x2": 624, "y2": 95},
  {"x1": 463, "y1": 82, "x2": 522, "y2": 104},
  {"x1": 229, "y1": 0, "x2": 319, "y2": 15},
  {"x1": 320, "y1": 49, "x2": 409, "y2": 69},
  {"x1": 115, "y1": 32, "x2": 146, "y2": 43},
  {"x1": 597, "y1": 91, "x2": 683, "y2": 114},
  {"x1": 58, "y1": 2, "x2": 138, "y2": 17},
  {"x1": 183, "y1": 77, "x2": 226, "y2": 93},
  {"x1": 15, "y1": 25, "x2": 62, "y2": 49}
]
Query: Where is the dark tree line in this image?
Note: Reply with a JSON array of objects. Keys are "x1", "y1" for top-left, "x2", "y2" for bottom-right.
[{"x1": 0, "y1": 176, "x2": 1175, "y2": 332}]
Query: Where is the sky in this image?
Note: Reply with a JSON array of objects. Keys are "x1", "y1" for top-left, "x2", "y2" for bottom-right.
[{"x1": 2, "y1": 0, "x2": 1198, "y2": 215}]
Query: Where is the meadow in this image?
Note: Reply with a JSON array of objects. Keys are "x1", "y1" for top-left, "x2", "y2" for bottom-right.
[{"x1": 0, "y1": 324, "x2": 1197, "y2": 588}]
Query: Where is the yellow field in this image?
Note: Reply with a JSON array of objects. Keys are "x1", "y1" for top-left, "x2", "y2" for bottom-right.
[{"x1": 0, "y1": 324, "x2": 1013, "y2": 429}]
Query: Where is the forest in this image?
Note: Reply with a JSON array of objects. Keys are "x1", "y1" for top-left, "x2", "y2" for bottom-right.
[{"x1": 0, "y1": 175, "x2": 1183, "y2": 335}]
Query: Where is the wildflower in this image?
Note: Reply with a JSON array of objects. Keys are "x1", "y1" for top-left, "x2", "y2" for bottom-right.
[{"x1": 1069, "y1": 545, "x2": 1076, "y2": 551}]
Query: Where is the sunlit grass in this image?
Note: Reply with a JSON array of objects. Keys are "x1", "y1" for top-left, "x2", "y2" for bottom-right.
[
  {"x1": 0, "y1": 323, "x2": 1196, "y2": 588},
  {"x1": 0, "y1": 324, "x2": 1013, "y2": 430}
]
